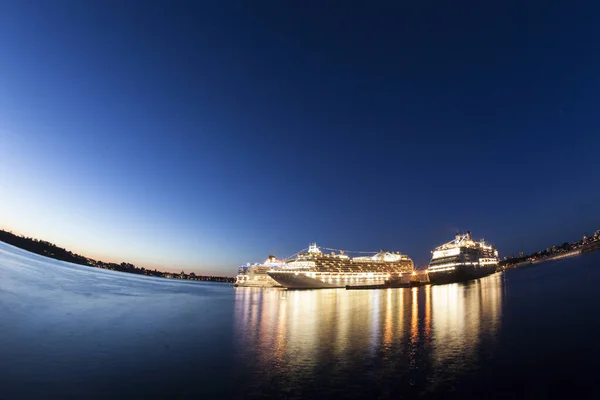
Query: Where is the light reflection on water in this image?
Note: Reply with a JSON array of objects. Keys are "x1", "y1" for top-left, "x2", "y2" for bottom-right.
[
  {"x1": 233, "y1": 274, "x2": 504, "y2": 398},
  {"x1": 4, "y1": 240, "x2": 600, "y2": 399}
]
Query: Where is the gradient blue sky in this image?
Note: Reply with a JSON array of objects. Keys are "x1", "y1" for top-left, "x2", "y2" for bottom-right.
[{"x1": 1, "y1": 1, "x2": 599, "y2": 275}]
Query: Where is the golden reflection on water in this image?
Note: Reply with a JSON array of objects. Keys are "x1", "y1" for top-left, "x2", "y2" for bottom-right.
[
  {"x1": 273, "y1": 294, "x2": 287, "y2": 365},
  {"x1": 410, "y1": 287, "x2": 419, "y2": 343},
  {"x1": 424, "y1": 284, "x2": 431, "y2": 339},
  {"x1": 234, "y1": 274, "x2": 504, "y2": 389},
  {"x1": 383, "y1": 289, "x2": 393, "y2": 347},
  {"x1": 429, "y1": 273, "x2": 503, "y2": 368}
]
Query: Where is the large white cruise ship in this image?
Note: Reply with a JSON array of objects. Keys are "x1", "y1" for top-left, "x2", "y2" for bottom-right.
[
  {"x1": 427, "y1": 232, "x2": 499, "y2": 284},
  {"x1": 267, "y1": 243, "x2": 414, "y2": 289}
]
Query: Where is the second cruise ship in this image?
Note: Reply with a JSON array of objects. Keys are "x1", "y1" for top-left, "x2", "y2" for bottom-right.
[
  {"x1": 234, "y1": 255, "x2": 284, "y2": 287},
  {"x1": 427, "y1": 232, "x2": 499, "y2": 284},
  {"x1": 267, "y1": 243, "x2": 414, "y2": 289}
]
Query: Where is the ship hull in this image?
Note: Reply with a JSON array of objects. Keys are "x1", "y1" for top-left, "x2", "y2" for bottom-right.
[
  {"x1": 428, "y1": 264, "x2": 497, "y2": 285},
  {"x1": 234, "y1": 281, "x2": 281, "y2": 288},
  {"x1": 267, "y1": 271, "x2": 409, "y2": 289},
  {"x1": 267, "y1": 272, "x2": 345, "y2": 289}
]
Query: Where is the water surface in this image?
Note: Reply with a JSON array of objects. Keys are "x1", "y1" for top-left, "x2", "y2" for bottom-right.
[{"x1": 1, "y1": 241, "x2": 599, "y2": 399}]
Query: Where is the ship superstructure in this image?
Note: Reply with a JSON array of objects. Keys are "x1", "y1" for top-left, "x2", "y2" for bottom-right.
[
  {"x1": 234, "y1": 255, "x2": 284, "y2": 287},
  {"x1": 267, "y1": 243, "x2": 414, "y2": 289},
  {"x1": 427, "y1": 232, "x2": 499, "y2": 284}
]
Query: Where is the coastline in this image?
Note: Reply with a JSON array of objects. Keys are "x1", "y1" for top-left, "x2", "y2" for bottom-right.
[
  {"x1": 0, "y1": 229, "x2": 234, "y2": 283},
  {"x1": 507, "y1": 249, "x2": 581, "y2": 269},
  {"x1": 504, "y1": 240, "x2": 600, "y2": 270}
]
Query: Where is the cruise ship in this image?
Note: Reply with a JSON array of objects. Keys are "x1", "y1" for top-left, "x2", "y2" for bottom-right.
[
  {"x1": 234, "y1": 255, "x2": 284, "y2": 287},
  {"x1": 267, "y1": 243, "x2": 414, "y2": 289},
  {"x1": 427, "y1": 232, "x2": 499, "y2": 284}
]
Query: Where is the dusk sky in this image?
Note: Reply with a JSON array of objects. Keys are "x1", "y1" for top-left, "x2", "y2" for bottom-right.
[{"x1": 1, "y1": 1, "x2": 599, "y2": 275}]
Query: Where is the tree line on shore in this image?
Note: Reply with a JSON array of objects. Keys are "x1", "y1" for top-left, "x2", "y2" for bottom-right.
[{"x1": 0, "y1": 229, "x2": 234, "y2": 283}]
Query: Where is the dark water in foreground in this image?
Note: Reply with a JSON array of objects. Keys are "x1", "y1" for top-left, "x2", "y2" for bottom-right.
[{"x1": 1, "y1": 242, "x2": 600, "y2": 399}]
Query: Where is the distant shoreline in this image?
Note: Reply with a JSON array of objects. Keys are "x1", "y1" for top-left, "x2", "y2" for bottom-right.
[
  {"x1": 0, "y1": 229, "x2": 234, "y2": 283},
  {"x1": 501, "y1": 233, "x2": 600, "y2": 270},
  {"x1": 507, "y1": 249, "x2": 581, "y2": 269}
]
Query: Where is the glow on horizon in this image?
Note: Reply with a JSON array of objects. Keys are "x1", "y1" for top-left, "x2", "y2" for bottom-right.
[
  {"x1": 0, "y1": 219, "x2": 234, "y2": 276},
  {"x1": 0, "y1": 133, "x2": 240, "y2": 276},
  {"x1": 0, "y1": 220, "x2": 236, "y2": 277}
]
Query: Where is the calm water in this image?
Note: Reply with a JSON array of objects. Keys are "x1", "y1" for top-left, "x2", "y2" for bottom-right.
[{"x1": 1, "y1": 241, "x2": 600, "y2": 399}]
